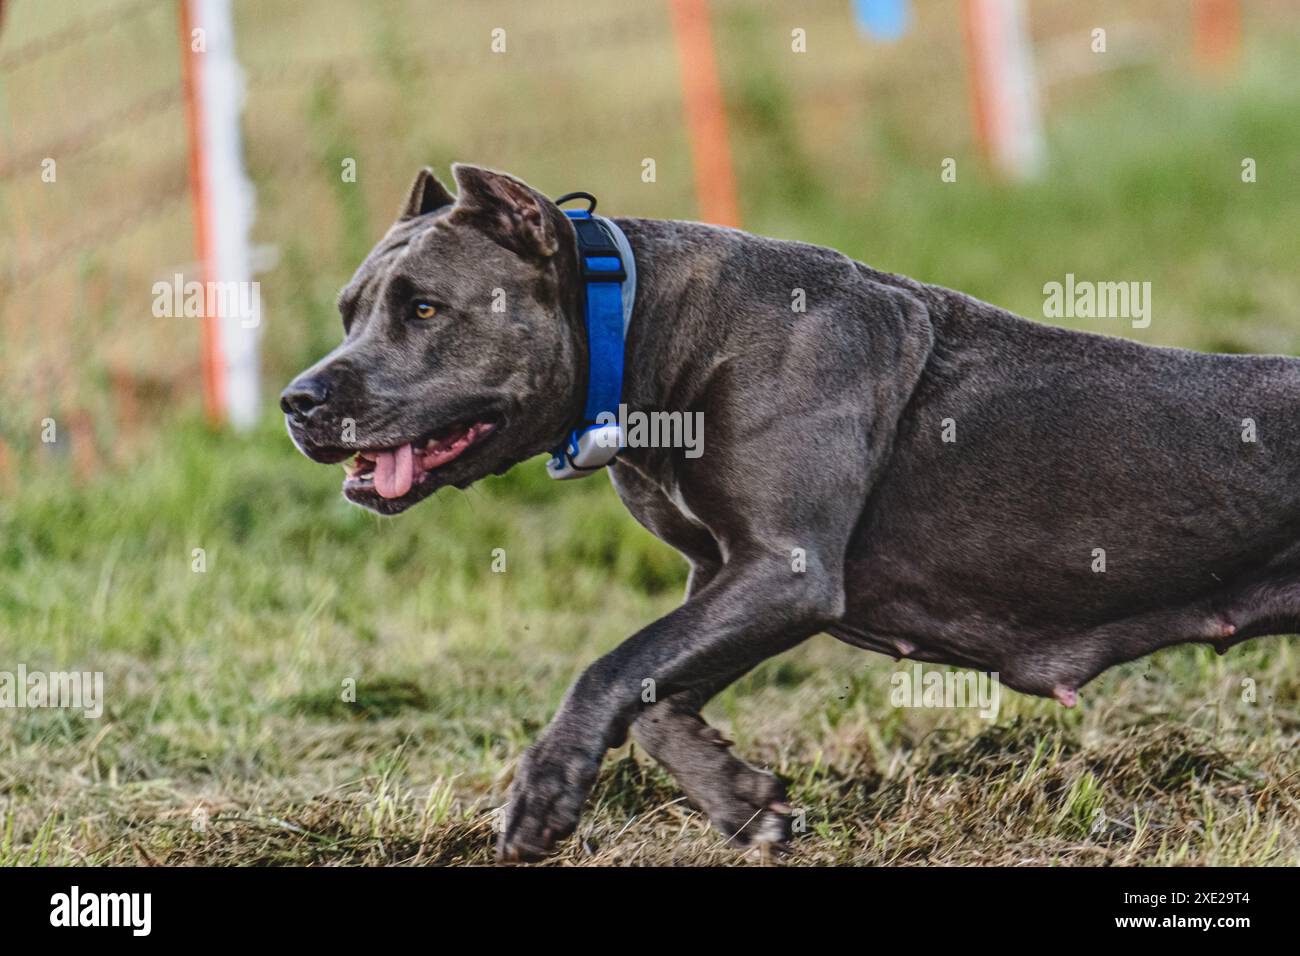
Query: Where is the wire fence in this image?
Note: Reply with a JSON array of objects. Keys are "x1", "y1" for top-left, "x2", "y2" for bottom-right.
[
  {"x1": 0, "y1": 0, "x2": 187, "y2": 484},
  {"x1": 0, "y1": 0, "x2": 1283, "y2": 480}
]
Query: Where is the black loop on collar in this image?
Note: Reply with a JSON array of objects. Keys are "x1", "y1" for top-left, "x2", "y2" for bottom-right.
[{"x1": 554, "y1": 191, "x2": 597, "y2": 214}]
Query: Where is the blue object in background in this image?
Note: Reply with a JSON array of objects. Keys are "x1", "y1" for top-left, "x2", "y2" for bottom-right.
[{"x1": 852, "y1": 0, "x2": 910, "y2": 42}]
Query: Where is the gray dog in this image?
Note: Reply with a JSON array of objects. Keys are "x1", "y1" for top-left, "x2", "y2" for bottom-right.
[{"x1": 282, "y1": 164, "x2": 1292, "y2": 861}]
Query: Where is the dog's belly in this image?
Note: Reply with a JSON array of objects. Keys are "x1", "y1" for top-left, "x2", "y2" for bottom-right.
[
  {"x1": 834, "y1": 341, "x2": 1300, "y2": 697},
  {"x1": 835, "y1": 565, "x2": 1300, "y2": 700}
]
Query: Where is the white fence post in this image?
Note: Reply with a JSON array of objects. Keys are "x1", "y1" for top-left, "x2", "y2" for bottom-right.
[{"x1": 962, "y1": 0, "x2": 1046, "y2": 180}]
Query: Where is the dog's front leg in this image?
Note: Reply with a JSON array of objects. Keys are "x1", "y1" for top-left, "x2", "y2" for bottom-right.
[{"x1": 497, "y1": 554, "x2": 842, "y2": 861}]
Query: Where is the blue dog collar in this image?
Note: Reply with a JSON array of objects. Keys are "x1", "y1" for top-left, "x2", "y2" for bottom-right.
[{"x1": 547, "y1": 192, "x2": 637, "y2": 480}]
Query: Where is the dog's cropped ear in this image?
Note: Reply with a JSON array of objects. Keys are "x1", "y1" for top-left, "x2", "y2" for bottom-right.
[
  {"x1": 449, "y1": 163, "x2": 559, "y2": 260},
  {"x1": 399, "y1": 167, "x2": 456, "y2": 220}
]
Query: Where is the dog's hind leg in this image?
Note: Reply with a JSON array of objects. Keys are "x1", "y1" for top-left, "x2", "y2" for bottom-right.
[{"x1": 631, "y1": 680, "x2": 791, "y2": 849}]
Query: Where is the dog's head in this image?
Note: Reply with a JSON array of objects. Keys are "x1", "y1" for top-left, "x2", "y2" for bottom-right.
[{"x1": 281, "y1": 164, "x2": 584, "y2": 514}]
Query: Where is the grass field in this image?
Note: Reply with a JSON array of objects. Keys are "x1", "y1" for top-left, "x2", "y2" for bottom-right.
[
  {"x1": 2, "y1": 417, "x2": 1296, "y2": 865},
  {"x1": 2, "y1": 3, "x2": 1299, "y2": 866}
]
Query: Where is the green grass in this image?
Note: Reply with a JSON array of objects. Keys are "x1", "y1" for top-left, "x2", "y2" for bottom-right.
[
  {"x1": 1, "y1": 380, "x2": 1296, "y2": 865},
  {"x1": 2, "y1": 5, "x2": 1299, "y2": 865}
]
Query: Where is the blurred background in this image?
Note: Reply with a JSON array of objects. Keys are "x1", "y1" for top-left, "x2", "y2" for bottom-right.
[
  {"x1": 1, "y1": 1, "x2": 1298, "y2": 865},
  {"x1": 4, "y1": 0, "x2": 1300, "y2": 466}
]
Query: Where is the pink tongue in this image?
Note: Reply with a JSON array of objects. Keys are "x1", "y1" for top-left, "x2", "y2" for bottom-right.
[{"x1": 374, "y1": 443, "x2": 415, "y2": 499}]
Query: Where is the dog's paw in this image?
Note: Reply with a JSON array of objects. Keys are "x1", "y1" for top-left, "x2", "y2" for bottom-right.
[
  {"x1": 697, "y1": 761, "x2": 792, "y2": 850},
  {"x1": 496, "y1": 740, "x2": 599, "y2": 862}
]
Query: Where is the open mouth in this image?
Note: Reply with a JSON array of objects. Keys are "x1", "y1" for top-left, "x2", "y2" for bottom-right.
[{"x1": 343, "y1": 421, "x2": 497, "y2": 500}]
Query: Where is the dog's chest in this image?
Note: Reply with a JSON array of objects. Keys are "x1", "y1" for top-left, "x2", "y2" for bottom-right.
[{"x1": 608, "y1": 460, "x2": 721, "y2": 565}]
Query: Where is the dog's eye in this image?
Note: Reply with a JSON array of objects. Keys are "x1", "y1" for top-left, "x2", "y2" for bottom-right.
[{"x1": 413, "y1": 302, "x2": 437, "y2": 320}]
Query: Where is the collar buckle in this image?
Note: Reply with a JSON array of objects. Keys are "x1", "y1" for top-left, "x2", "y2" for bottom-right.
[{"x1": 546, "y1": 423, "x2": 623, "y2": 480}]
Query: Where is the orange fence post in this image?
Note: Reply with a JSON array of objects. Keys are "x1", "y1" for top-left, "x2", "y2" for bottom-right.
[
  {"x1": 1194, "y1": 0, "x2": 1241, "y2": 71},
  {"x1": 962, "y1": 0, "x2": 993, "y2": 169},
  {"x1": 178, "y1": 0, "x2": 223, "y2": 424},
  {"x1": 667, "y1": 0, "x2": 741, "y2": 227},
  {"x1": 0, "y1": 437, "x2": 12, "y2": 497}
]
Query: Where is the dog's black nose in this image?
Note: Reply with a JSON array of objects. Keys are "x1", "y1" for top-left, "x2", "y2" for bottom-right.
[{"x1": 280, "y1": 377, "x2": 330, "y2": 416}]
